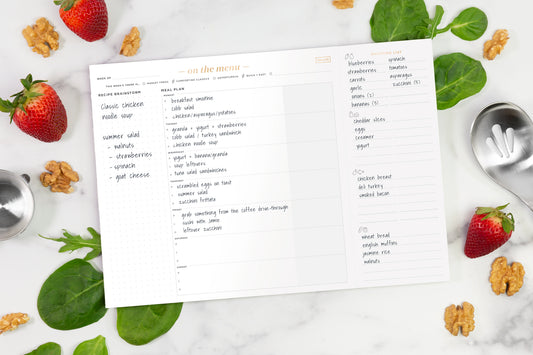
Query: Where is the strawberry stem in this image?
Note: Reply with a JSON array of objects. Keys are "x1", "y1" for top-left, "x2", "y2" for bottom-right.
[
  {"x1": 0, "y1": 74, "x2": 46, "y2": 122},
  {"x1": 54, "y1": 0, "x2": 77, "y2": 11},
  {"x1": 475, "y1": 204, "x2": 515, "y2": 234}
]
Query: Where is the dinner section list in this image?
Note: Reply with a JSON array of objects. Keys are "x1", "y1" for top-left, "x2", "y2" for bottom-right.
[{"x1": 90, "y1": 39, "x2": 449, "y2": 307}]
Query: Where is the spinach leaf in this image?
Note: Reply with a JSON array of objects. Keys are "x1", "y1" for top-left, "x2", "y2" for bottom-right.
[
  {"x1": 73, "y1": 335, "x2": 108, "y2": 355},
  {"x1": 40, "y1": 227, "x2": 102, "y2": 261},
  {"x1": 423, "y1": 5, "x2": 445, "y2": 39},
  {"x1": 37, "y1": 259, "x2": 107, "y2": 330},
  {"x1": 25, "y1": 342, "x2": 62, "y2": 355},
  {"x1": 434, "y1": 53, "x2": 487, "y2": 110},
  {"x1": 449, "y1": 7, "x2": 488, "y2": 41},
  {"x1": 117, "y1": 303, "x2": 183, "y2": 345},
  {"x1": 370, "y1": 0, "x2": 429, "y2": 42}
]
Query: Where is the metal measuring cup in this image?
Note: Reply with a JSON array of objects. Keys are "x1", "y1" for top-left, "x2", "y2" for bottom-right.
[{"x1": 0, "y1": 170, "x2": 35, "y2": 241}]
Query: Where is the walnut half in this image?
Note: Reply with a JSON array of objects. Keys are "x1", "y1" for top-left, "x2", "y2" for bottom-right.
[
  {"x1": 0, "y1": 313, "x2": 30, "y2": 334},
  {"x1": 483, "y1": 29, "x2": 509, "y2": 60},
  {"x1": 444, "y1": 302, "x2": 475, "y2": 336},
  {"x1": 489, "y1": 256, "x2": 525, "y2": 296},
  {"x1": 120, "y1": 27, "x2": 141, "y2": 57},
  {"x1": 332, "y1": 0, "x2": 354, "y2": 9},
  {"x1": 22, "y1": 18, "x2": 59, "y2": 58}
]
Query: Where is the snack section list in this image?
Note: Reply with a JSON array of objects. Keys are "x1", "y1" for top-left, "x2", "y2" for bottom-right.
[{"x1": 335, "y1": 40, "x2": 448, "y2": 286}]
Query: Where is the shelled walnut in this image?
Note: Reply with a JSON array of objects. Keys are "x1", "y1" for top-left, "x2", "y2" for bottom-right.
[
  {"x1": 22, "y1": 18, "x2": 59, "y2": 58},
  {"x1": 120, "y1": 27, "x2": 141, "y2": 57},
  {"x1": 489, "y1": 256, "x2": 524, "y2": 296},
  {"x1": 483, "y1": 29, "x2": 509, "y2": 60},
  {"x1": 444, "y1": 302, "x2": 475, "y2": 336},
  {"x1": 332, "y1": 0, "x2": 354, "y2": 9},
  {"x1": 0, "y1": 313, "x2": 30, "y2": 334},
  {"x1": 40, "y1": 160, "x2": 79, "y2": 194}
]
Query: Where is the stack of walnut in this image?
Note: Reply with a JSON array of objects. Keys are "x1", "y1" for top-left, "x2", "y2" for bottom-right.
[
  {"x1": 40, "y1": 160, "x2": 79, "y2": 193},
  {"x1": 445, "y1": 257, "x2": 525, "y2": 337}
]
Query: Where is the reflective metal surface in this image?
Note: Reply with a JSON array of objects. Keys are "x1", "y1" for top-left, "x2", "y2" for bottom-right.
[
  {"x1": 471, "y1": 102, "x2": 533, "y2": 210},
  {"x1": 0, "y1": 170, "x2": 34, "y2": 241}
]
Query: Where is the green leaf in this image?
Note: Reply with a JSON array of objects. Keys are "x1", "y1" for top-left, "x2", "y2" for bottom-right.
[
  {"x1": 370, "y1": 0, "x2": 429, "y2": 42},
  {"x1": 40, "y1": 227, "x2": 102, "y2": 261},
  {"x1": 25, "y1": 342, "x2": 62, "y2": 355},
  {"x1": 10, "y1": 90, "x2": 24, "y2": 98},
  {"x1": 56, "y1": 0, "x2": 77, "y2": 11},
  {"x1": 27, "y1": 92, "x2": 44, "y2": 99},
  {"x1": 476, "y1": 206, "x2": 494, "y2": 215},
  {"x1": 21, "y1": 77, "x2": 32, "y2": 91},
  {"x1": 0, "y1": 98, "x2": 14, "y2": 113},
  {"x1": 449, "y1": 7, "x2": 488, "y2": 41},
  {"x1": 501, "y1": 218, "x2": 513, "y2": 234},
  {"x1": 496, "y1": 203, "x2": 510, "y2": 210},
  {"x1": 426, "y1": 5, "x2": 445, "y2": 39},
  {"x1": 434, "y1": 53, "x2": 486, "y2": 110},
  {"x1": 37, "y1": 259, "x2": 107, "y2": 330},
  {"x1": 117, "y1": 303, "x2": 183, "y2": 345},
  {"x1": 73, "y1": 336, "x2": 108, "y2": 355}
]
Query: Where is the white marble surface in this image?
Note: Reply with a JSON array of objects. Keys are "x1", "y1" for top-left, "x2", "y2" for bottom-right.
[{"x1": 2, "y1": 0, "x2": 533, "y2": 354}]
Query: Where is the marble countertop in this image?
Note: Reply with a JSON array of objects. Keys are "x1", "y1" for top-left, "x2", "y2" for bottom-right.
[{"x1": 2, "y1": 0, "x2": 533, "y2": 354}]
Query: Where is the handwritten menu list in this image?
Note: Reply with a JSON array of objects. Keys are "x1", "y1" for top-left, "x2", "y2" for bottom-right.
[
  {"x1": 336, "y1": 43, "x2": 448, "y2": 285},
  {"x1": 90, "y1": 39, "x2": 448, "y2": 307}
]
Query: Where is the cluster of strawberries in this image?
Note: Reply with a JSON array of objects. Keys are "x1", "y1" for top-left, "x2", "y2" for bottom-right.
[{"x1": 0, "y1": 0, "x2": 108, "y2": 142}]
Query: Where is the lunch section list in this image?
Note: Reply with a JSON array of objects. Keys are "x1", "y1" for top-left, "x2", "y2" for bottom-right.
[{"x1": 90, "y1": 39, "x2": 449, "y2": 307}]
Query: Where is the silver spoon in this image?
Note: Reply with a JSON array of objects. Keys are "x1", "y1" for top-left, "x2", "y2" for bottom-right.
[{"x1": 471, "y1": 102, "x2": 533, "y2": 210}]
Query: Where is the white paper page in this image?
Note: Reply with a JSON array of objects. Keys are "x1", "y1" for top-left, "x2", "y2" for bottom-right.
[
  {"x1": 91, "y1": 49, "x2": 350, "y2": 307},
  {"x1": 89, "y1": 39, "x2": 448, "y2": 307},
  {"x1": 333, "y1": 40, "x2": 449, "y2": 287}
]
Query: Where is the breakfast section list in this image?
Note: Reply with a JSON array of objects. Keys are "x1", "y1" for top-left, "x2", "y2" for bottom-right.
[{"x1": 90, "y1": 39, "x2": 449, "y2": 307}]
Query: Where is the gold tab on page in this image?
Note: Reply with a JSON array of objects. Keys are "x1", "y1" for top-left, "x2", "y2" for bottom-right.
[{"x1": 315, "y1": 56, "x2": 331, "y2": 64}]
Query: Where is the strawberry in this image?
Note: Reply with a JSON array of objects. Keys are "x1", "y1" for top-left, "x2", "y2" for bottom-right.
[
  {"x1": 464, "y1": 204, "x2": 515, "y2": 258},
  {"x1": 54, "y1": 0, "x2": 108, "y2": 42},
  {"x1": 0, "y1": 74, "x2": 67, "y2": 142}
]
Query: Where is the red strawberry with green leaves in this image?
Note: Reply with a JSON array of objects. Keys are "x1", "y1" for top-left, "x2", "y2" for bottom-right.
[
  {"x1": 464, "y1": 204, "x2": 515, "y2": 258},
  {"x1": 0, "y1": 74, "x2": 67, "y2": 142},
  {"x1": 54, "y1": 0, "x2": 108, "y2": 42}
]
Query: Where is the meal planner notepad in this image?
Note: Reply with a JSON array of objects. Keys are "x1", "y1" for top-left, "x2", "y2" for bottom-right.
[{"x1": 89, "y1": 39, "x2": 449, "y2": 307}]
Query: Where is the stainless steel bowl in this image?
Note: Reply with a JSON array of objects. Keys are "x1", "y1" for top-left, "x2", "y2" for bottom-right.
[{"x1": 0, "y1": 170, "x2": 34, "y2": 241}]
